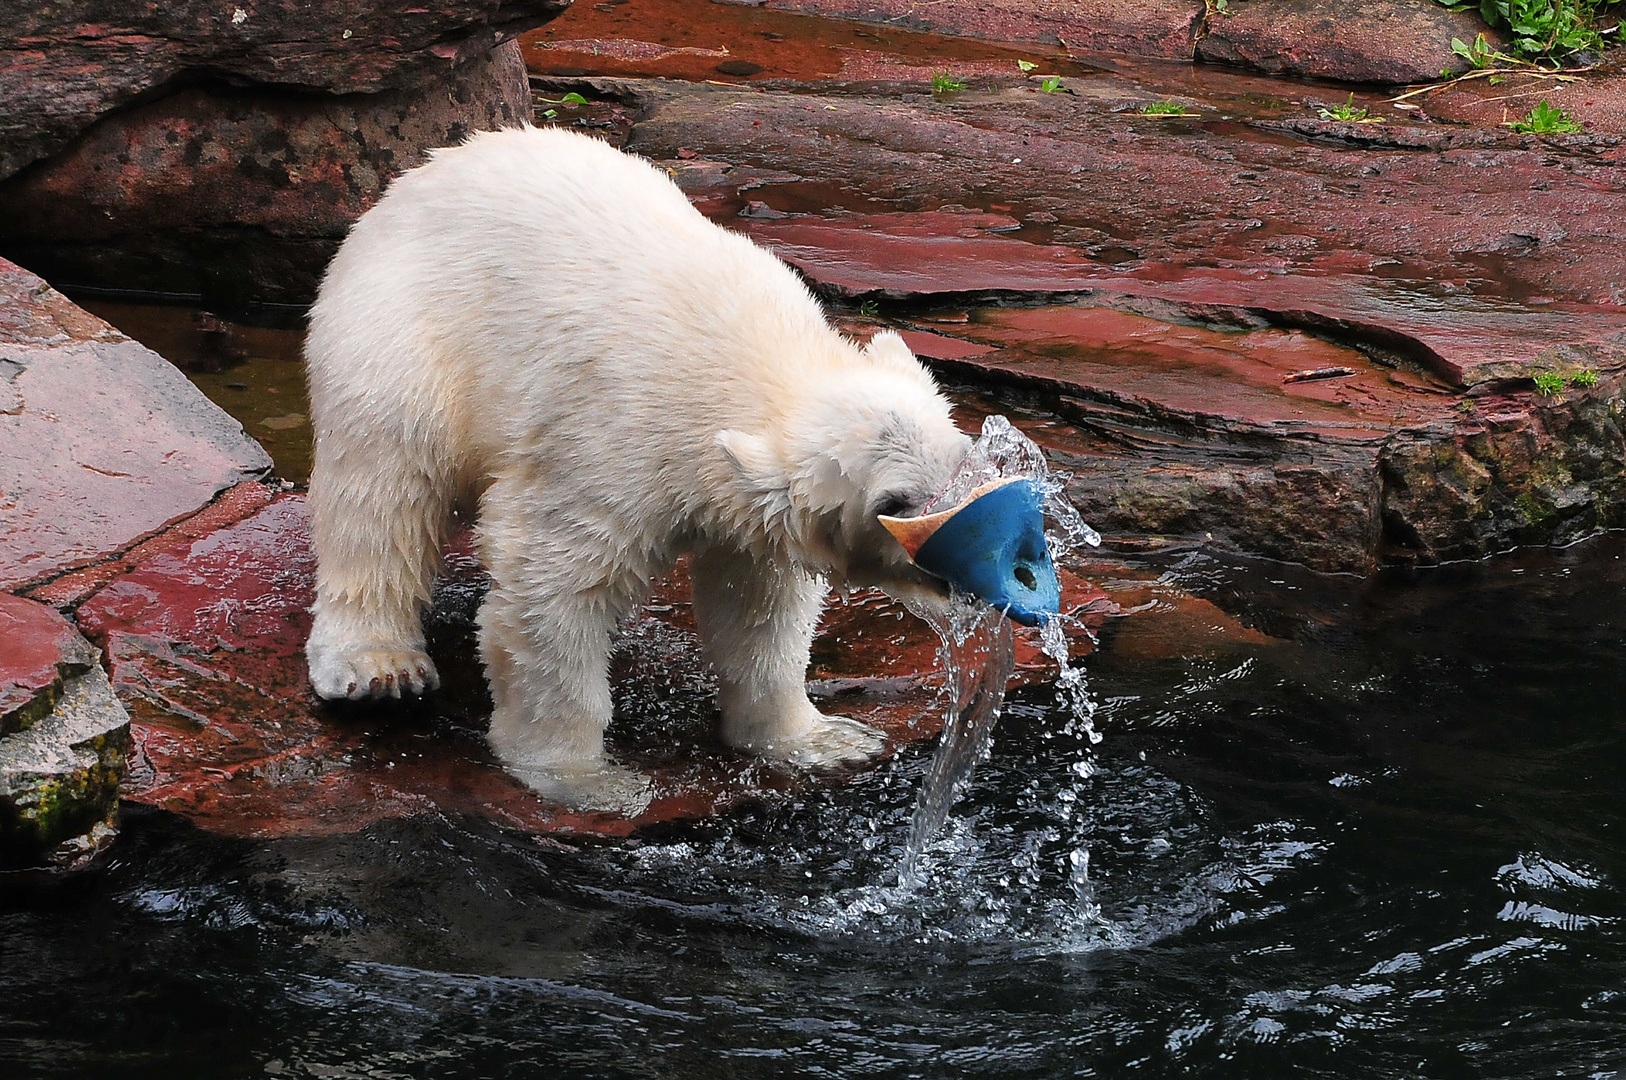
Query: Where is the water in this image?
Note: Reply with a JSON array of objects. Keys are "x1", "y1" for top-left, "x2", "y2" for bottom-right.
[
  {"x1": 898, "y1": 597, "x2": 1015, "y2": 887},
  {"x1": 6, "y1": 538, "x2": 1626, "y2": 1075},
  {"x1": 898, "y1": 414, "x2": 1102, "y2": 885}
]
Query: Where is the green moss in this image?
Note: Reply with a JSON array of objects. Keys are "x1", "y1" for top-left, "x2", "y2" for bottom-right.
[
  {"x1": 1515, "y1": 490, "x2": 1556, "y2": 526},
  {"x1": 1, "y1": 676, "x2": 62, "y2": 737},
  {"x1": 3, "y1": 731, "x2": 126, "y2": 857}
]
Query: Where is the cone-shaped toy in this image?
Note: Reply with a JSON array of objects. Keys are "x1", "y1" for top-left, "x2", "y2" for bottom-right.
[{"x1": 879, "y1": 477, "x2": 1060, "y2": 626}]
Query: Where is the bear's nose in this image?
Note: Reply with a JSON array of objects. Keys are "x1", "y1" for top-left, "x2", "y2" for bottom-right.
[{"x1": 879, "y1": 477, "x2": 1061, "y2": 626}]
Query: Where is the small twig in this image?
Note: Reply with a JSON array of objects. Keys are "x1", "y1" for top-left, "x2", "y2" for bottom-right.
[
  {"x1": 1283, "y1": 367, "x2": 1357, "y2": 383},
  {"x1": 1387, "y1": 66, "x2": 1584, "y2": 104}
]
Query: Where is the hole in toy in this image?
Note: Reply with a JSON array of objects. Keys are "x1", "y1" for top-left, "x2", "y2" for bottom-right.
[{"x1": 1014, "y1": 565, "x2": 1037, "y2": 590}]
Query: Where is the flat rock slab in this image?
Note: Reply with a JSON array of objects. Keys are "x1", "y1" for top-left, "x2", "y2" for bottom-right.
[
  {"x1": 0, "y1": 593, "x2": 95, "y2": 736},
  {"x1": 0, "y1": 258, "x2": 271, "y2": 590},
  {"x1": 0, "y1": 660, "x2": 130, "y2": 867},
  {"x1": 1195, "y1": 0, "x2": 1494, "y2": 85},
  {"x1": 71, "y1": 493, "x2": 1272, "y2": 842}
]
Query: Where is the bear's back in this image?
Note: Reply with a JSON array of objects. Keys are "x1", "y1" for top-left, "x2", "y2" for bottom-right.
[{"x1": 305, "y1": 127, "x2": 862, "y2": 525}]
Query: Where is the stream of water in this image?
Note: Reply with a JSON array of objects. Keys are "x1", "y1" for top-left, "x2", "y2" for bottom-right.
[{"x1": 899, "y1": 415, "x2": 1102, "y2": 892}]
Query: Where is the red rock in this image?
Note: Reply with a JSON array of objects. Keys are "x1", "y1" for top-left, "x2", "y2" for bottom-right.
[
  {"x1": 0, "y1": 258, "x2": 272, "y2": 591},
  {"x1": 1196, "y1": 0, "x2": 1497, "y2": 85},
  {"x1": 522, "y1": 0, "x2": 1114, "y2": 85},
  {"x1": 736, "y1": 212, "x2": 1626, "y2": 392},
  {"x1": 0, "y1": 41, "x2": 534, "y2": 305},
  {"x1": 0, "y1": 593, "x2": 94, "y2": 735},
  {"x1": 765, "y1": 0, "x2": 1206, "y2": 60},
  {"x1": 75, "y1": 493, "x2": 1117, "y2": 839},
  {"x1": 0, "y1": 1, "x2": 570, "y2": 181}
]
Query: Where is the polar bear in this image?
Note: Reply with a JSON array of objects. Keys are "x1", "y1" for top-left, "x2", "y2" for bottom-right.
[{"x1": 303, "y1": 127, "x2": 970, "y2": 807}]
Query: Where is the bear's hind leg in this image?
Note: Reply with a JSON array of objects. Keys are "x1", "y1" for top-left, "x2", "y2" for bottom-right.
[
  {"x1": 691, "y1": 544, "x2": 885, "y2": 768},
  {"x1": 305, "y1": 428, "x2": 451, "y2": 700},
  {"x1": 478, "y1": 519, "x2": 650, "y2": 814}
]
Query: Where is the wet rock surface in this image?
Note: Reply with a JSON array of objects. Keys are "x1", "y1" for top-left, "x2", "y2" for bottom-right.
[
  {"x1": 71, "y1": 492, "x2": 1135, "y2": 840},
  {"x1": 0, "y1": 594, "x2": 95, "y2": 737},
  {"x1": 0, "y1": 0, "x2": 564, "y2": 305},
  {"x1": 0, "y1": 260, "x2": 276, "y2": 866},
  {"x1": 0, "y1": 258, "x2": 271, "y2": 591},
  {"x1": 764, "y1": 0, "x2": 1207, "y2": 60},
  {"x1": 0, "y1": 661, "x2": 129, "y2": 868}
]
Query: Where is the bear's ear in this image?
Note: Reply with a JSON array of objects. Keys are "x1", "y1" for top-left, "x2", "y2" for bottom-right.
[
  {"x1": 863, "y1": 330, "x2": 929, "y2": 381},
  {"x1": 715, "y1": 430, "x2": 789, "y2": 497}
]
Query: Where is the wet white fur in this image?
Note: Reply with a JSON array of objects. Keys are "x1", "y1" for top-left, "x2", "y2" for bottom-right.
[{"x1": 304, "y1": 126, "x2": 969, "y2": 807}]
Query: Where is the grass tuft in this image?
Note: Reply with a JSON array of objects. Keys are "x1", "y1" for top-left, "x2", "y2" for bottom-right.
[{"x1": 1508, "y1": 98, "x2": 1584, "y2": 133}]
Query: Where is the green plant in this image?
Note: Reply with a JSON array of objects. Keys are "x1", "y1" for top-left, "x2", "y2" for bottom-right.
[
  {"x1": 1437, "y1": 0, "x2": 1613, "y2": 60},
  {"x1": 1017, "y1": 60, "x2": 1038, "y2": 73},
  {"x1": 1534, "y1": 371, "x2": 1567, "y2": 395},
  {"x1": 858, "y1": 299, "x2": 880, "y2": 316},
  {"x1": 931, "y1": 72, "x2": 967, "y2": 94},
  {"x1": 1573, "y1": 368, "x2": 1599, "y2": 386},
  {"x1": 1140, "y1": 101, "x2": 1191, "y2": 114},
  {"x1": 1039, "y1": 76, "x2": 1064, "y2": 92},
  {"x1": 1457, "y1": 399, "x2": 1476, "y2": 414},
  {"x1": 1509, "y1": 98, "x2": 1584, "y2": 132},
  {"x1": 1450, "y1": 32, "x2": 1525, "y2": 68},
  {"x1": 1317, "y1": 93, "x2": 1381, "y2": 122},
  {"x1": 537, "y1": 91, "x2": 590, "y2": 106}
]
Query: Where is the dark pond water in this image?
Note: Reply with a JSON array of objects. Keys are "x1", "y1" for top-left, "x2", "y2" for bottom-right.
[{"x1": 5, "y1": 535, "x2": 1625, "y2": 1078}]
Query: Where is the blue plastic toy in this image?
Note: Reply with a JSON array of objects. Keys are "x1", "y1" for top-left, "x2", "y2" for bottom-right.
[{"x1": 879, "y1": 477, "x2": 1060, "y2": 626}]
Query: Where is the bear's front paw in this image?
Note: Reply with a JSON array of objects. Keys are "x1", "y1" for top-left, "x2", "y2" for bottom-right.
[
  {"x1": 507, "y1": 760, "x2": 654, "y2": 817},
  {"x1": 746, "y1": 714, "x2": 887, "y2": 770},
  {"x1": 308, "y1": 645, "x2": 441, "y2": 701}
]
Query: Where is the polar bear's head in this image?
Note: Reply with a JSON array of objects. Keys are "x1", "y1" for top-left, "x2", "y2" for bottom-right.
[{"x1": 716, "y1": 331, "x2": 972, "y2": 602}]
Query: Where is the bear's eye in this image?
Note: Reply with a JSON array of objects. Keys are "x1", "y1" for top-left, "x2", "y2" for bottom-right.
[{"x1": 874, "y1": 493, "x2": 913, "y2": 519}]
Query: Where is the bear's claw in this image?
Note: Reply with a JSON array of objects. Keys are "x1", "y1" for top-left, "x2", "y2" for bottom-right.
[{"x1": 308, "y1": 646, "x2": 442, "y2": 701}]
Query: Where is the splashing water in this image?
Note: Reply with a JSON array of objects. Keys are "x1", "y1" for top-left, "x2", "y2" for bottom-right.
[{"x1": 899, "y1": 415, "x2": 1103, "y2": 888}]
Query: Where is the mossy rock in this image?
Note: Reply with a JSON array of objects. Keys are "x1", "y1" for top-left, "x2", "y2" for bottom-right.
[{"x1": 0, "y1": 662, "x2": 130, "y2": 867}]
